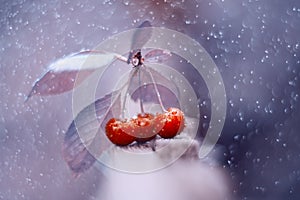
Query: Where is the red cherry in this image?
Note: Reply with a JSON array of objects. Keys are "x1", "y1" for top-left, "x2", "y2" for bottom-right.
[
  {"x1": 105, "y1": 118, "x2": 135, "y2": 146},
  {"x1": 157, "y1": 107, "x2": 185, "y2": 139},
  {"x1": 131, "y1": 113, "x2": 157, "y2": 142},
  {"x1": 105, "y1": 109, "x2": 184, "y2": 146}
]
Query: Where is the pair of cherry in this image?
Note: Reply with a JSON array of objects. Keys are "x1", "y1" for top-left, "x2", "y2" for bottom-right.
[{"x1": 105, "y1": 108, "x2": 185, "y2": 146}]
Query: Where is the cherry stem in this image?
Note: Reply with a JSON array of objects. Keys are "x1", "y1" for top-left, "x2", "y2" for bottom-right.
[
  {"x1": 122, "y1": 69, "x2": 136, "y2": 119},
  {"x1": 138, "y1": 68, "x2": 145, "y2": 114},
  {"x1": 145, "y1": 65, "x2": 166, "y2": 112}
]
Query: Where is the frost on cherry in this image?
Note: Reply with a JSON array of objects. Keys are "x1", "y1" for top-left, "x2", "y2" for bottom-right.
[{"x1": 105, "y1": 108, "x2": 185, "y2": 146}]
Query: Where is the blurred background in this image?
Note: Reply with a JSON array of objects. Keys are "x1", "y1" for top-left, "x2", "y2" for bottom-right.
[{"x1": 1, "y1": 0, "x2": 300, "y2": 199}]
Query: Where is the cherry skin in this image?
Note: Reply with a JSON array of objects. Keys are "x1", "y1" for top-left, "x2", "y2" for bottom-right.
[
  {"x1": 130, "y1": 113, "x2": 157, "y2": 143},
  {"x1": 157, "y1": 107, "x2": 185, "y2": 139},
  {"x1": 105, "y1": 118, "x2": 135, "y2": 146},
  {"x1": 105, "y1": 108, "x2": 185, "y2": 146}
]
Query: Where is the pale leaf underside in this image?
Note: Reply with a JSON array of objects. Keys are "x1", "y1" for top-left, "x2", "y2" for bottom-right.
[
  {"x1": 62, "y1": 91, "x2": 121, "y2": 176},
  {"x1": 26, "y1": 51, "x2": 118, "y2": 100},
  {"x1": 127, "y1": 20, "x2": 152, "y2": 63}
]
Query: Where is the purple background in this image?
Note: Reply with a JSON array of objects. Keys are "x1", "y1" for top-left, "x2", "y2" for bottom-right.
[{"x1": 1, "y1": 0, "x2": 299, "y2": 199}]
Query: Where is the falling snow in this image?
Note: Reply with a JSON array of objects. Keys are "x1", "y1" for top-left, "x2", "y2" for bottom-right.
[{"x1": 1, "y1": 0, "x2": 300, "y2": 199}]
